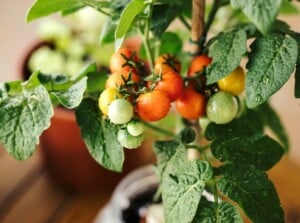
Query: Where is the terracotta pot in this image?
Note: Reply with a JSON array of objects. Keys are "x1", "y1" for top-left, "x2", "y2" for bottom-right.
[{"x1": 20, "y1": 40, "x2": 156, "y2": 192}]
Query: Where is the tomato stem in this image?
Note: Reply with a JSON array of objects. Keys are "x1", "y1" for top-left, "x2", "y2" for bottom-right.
[
  {"x1": 141, "y1": 3, "x2": 154, "y2": 71},
  {"x1": 142, "y1": 121, "x2": 175, "y2": 137}
]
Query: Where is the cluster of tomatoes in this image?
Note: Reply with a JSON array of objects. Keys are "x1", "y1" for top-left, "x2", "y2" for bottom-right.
[{"x1": 98, "y1": 47, "x2": 245, "y2": 148}]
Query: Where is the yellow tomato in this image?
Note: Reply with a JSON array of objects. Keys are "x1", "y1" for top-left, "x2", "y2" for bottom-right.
[
  {"x1": 98, "y1": 88, "x2": 122, "y2": 115},
  {"x1": 217, "y1": 66, "x2": 245, "y2": 96}
]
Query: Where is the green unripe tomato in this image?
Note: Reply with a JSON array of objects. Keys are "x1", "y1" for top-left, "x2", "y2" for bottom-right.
[
  {"x1": 117, "y1": 129, "x2": 144, "y2": 149},
  {"x1": 127, "y1": 121, "x2": 144, "y2": 136},
  {"x1": 206, "y1": 91, "x2": 239, "y2": 124},
  {"x1": 108, "y1": 99, "x2": 133, "y2": 124}
]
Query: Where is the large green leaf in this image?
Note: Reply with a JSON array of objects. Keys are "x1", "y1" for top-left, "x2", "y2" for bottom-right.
[
  {"x1": 246, "y1": 34, "x2": 298, "y2": 108},
  {"x1": 192, "y1": 199, "x2": 243, "y2": 223},
  {"x1": 206, "y1": 29, "x2": 247, "y2": 84},
  {"x1": 230, "y1": 0, "x2": 283, "y2": 35},
  {"x1": 211, "y1": 135, "x2": 284, "y2": 171},
  {"x1": 51, "y1": 77, "x2": 87, "y2": 109},
  {"x1": 153, "y1": 139, "x2": 184, "y2": 177},
  {"x1": 151, "y1": 4, "x2": 179, "y2": 38},
  {"x1": 0, "y1": 86, "x2": 53, "y2": 160},
  {"x1": 115, "y1": 0, "x2": 146, "y2": 39},
  {"x1": 256, "y1": 103, "x2": 289, "y2": 151},
  {"x1": 27, "y1": 0, "x2": 82, "y2": 22},
  {"x1": 27, "y1": 0, "x2": 110, "y2": 22},
  {"x1": 218, "y1": 164, "x2": 284, "y2": 223},
  {"x1": 75, "y1": 98, "x2": 124, "y2": 172},
  {"x1": 162, "y1": 150, "x2": 213, "y2": 223}
]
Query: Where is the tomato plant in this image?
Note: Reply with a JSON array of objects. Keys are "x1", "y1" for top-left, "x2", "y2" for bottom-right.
[{"x1": 1, "y1": 0, "x2": 299, "y2": 223}]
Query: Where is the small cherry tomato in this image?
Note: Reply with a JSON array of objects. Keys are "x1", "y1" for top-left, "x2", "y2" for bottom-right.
[
  {"x1": 154, "y1": 54, "x2": 181, "y2": 73},
  {"x1": 175, "y1": 87, "x2": 206, "y2": 120},
  {"x1": 108, "y1": 98, "x2": 134, "y2": 124},
  {"x1": 110, "y1": 47, "x2": 139, "y2": 73},
  {"x1": 136, "y1": 90, "x2": 171, "y2": 122},
  {"x1": 117, "y1": 129, "x2": 144, "y2": 149},
  {"x1": 105, "y1": 71, "x2": 140, "y2": 89},
  {"x1": 127, "y1": 121, "x2": 144, "y2": 136},
  {"x1": 187, "y1": 54, "x2": 212, "y2": 76},
  {"x1": 206, "y1": 91, "x2": 239, "y2": 124},
  {"x1": 150, "y1": 71, "x2": 184, "y2": 102},
  {"x1": 217, "y1": 66, "x2": 245, "y2": 96},
  {"x1": 98, "y1": 88, "x2": 122, "y2": 115}
]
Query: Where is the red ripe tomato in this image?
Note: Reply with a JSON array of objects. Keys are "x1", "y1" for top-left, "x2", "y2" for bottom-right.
[
  {"x1": 105, "y1": 71, "x2": 140, "y2": 89},
  {"x1": 175, "y1": 87, "x2": 206, "y2": 120},
  {"x1": 136, "y1": 90, "x2": 171, "y2": 122},
  {"x1": 187, "y1": 55, "x2": 212, "y2": 76},
  {"x1": 154, "y1": 54, "x2": 181, "y2": 74},
  {"x1": 110, "y1": 47, "x2": 139, "y2": 73},
  {"x1": 150, "y1": 71, "x2": 184, "y2": 102}
]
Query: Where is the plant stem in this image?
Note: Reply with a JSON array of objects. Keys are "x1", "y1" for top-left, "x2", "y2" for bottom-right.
[
  {"x1": 185, "y1": 143, "x2": 211, "y2": 152},
  {"x1": 190, "y1": 0, "x2": 205, "y2": 54},
  {"x1": 179, "y1": 14, "x2": 191, "y2": 30},
  {"x1": 142, "y1": 121, "x2": 175, "y2": 137},
  {"x1": 142, "y1": 3, "x2": 154, "y2": 70},
  {"x1": 202, "y1": 0, "x2": 221, "y2": 44}
]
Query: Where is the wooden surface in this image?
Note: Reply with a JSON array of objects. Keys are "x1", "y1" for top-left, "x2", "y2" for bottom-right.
[{"x1": 1, "y1": 146, "x2": 300, "y2": 223}]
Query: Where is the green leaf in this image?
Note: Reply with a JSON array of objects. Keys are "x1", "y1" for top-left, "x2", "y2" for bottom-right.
[
  {"x1": 218, "y1": 163, "x2": 284, "y2": 223},
  {"x1": 256, "y1": 102, "x2": 289, "y2": 151},
  {"x1": 280, "y1": 0, "x2": 299, "y2": 15},
  {"x1": 160, "y1": 32, "x2": 183, "y2": 55},
  {"x1": 246, "y1": 34, "x2": 298, "y2": 108},
  {"x1": 205, "y1": 119, "x2": 257, "y2": 141},
  {"x1": 0, "y1": 86, "x2": 53, "y2": 160},
  {"x1": 75, "y1": 98, "x2": 124, "y2": 172},
  {"x1": 37, "y1": 73, "x2": 71, "y2": 91},
  {"x1": 162, "y1": 150, "x2": 213, "y2": 223},
  {"x1": 206, "y1": 29, "x2": 247, "y2": 84},
  {"x1": 153, "y1": 139, "x2": 184, "y2": 177},
  {"x1": 192, "y1": 199, "x2": 243, "y2": 223},
  {"x1": 230, "y1": 0, "x2": 282, "y2": 35},
  {"x1": 211, "y1": 135, "x2": 284, "y2": 171},
  {"x1": 27, "y1": 0, "x2": 82, "y2": 22},
  {"x1": 115, "y1": 0, "x2": 146, "y2": 39},
  {"x1": 151, "y1": 4, "x2": 179, "y2": 38},
  {"x1": 74, "y1": 62, "x2": 98, "y2": 81},
  {"x1": 51, "y1": 77, "x2": 87, "y2": 109}
]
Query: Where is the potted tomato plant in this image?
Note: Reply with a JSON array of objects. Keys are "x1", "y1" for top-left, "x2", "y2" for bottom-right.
[{"x1": 1, "y1": 0, "x2": 300, "y2": 222}]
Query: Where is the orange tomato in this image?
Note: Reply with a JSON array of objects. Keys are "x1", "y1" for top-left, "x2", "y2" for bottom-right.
[
  {"x1": 187, "y1": 55, "x2": 212, "y2": 76},
  {"x1": 154, "y1": 54, "x2": 181, "y2": 74},
  {"x1": 110, "y1": 47, "x2": 139, "y2": 73},
  {"x1": 136, "y1": 90, "x2": 171, "y2": 122},
  {"x1": 150, "y1": 70, "x2": 184, "y2": 102},
  {"x1": 105, "y1": 71, "x2": 140, "y2": 89},
  {"x1": 175, "y1": 87, "x2": 206, "y2": 120}
]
